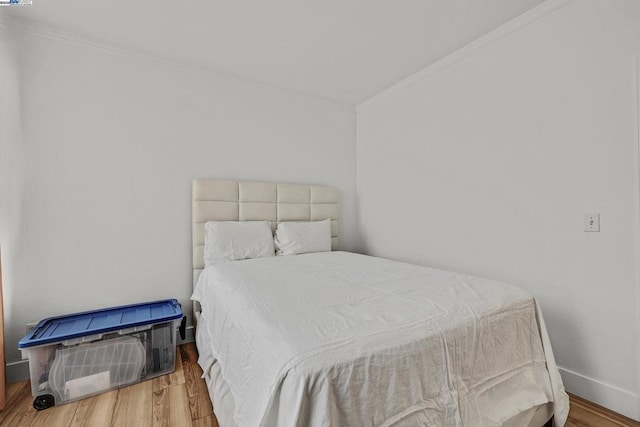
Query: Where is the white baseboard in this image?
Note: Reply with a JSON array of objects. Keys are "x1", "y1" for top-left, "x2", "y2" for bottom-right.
[
  {"x1": 559, "y1": 367, "x2": 640, "y2": 421},
  {"x1": 6, "y1": 326, "x2": 196, "y2": 384}
]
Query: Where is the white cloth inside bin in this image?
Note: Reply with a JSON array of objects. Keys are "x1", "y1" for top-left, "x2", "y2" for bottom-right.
[{"x1": 49, "y1": 335, "x2": 145, "y2": 402}]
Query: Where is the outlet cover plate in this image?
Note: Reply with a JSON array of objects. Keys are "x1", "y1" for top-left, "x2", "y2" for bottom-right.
[{"x1": 584, "y1": 213, "x2": 600, "y2": 232}]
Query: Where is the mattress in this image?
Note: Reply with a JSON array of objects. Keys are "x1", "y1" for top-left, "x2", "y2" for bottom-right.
[{"x1": 192, "y1": 251, "x2": 569, "y2": 426}]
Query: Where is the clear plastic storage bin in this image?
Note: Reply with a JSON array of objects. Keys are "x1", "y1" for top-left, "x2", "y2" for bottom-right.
[{"x1": 18, "y1": 299, "x2": 185, "y2": 410}]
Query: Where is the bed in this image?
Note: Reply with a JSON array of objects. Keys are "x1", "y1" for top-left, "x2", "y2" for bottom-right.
[{"x1": 190, "y1": 179, "x2": 569, "y2": 427}]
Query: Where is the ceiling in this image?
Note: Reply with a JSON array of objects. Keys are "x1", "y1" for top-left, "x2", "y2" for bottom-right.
[{"x1": 1, "y1": 0, "x2": 546, "y2": 104}]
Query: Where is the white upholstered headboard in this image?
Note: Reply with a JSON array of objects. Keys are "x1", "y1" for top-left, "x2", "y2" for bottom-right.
[{"x1": 192, "y1": 179, "x2": 338, "y2": 322}]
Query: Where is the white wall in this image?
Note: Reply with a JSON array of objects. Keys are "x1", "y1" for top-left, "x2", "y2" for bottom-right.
[
  {"x1": 357, "y1": 0, "x2": 640, "y2": 419},
  {"x1": 0, "y1": 26, "x2": 356, "y2": 368}
]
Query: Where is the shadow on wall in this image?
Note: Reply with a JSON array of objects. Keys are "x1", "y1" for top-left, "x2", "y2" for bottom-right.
[{"x1": 0, "y1": 30, "x2": 26, "y2": 361}]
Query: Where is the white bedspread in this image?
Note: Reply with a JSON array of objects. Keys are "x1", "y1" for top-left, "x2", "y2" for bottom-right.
[{"x1": 192, "y1": 251, "x2": 569, "y2": 427}]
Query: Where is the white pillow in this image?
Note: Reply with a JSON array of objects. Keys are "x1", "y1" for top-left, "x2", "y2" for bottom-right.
[
  {"x1": 274, "y1": 219, "x2": 331, "y2": 256},
  {"x1": 204, "y1": 221, "x2": 275, "y2": 266}
]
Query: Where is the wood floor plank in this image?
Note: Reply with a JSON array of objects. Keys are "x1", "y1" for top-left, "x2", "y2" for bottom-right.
[
  {"x1": 152, "y1": 355, "x2": 185, "y2": 392},
  {"x1": 27, "y1": 400, "x2": 79, "y2": 427},
  {"x1": 110, "y1": 380, "x2": 152, "y2": 427},
  {"x1": 180, "y1": 342, "x2": 198, "y2": 366},
  {"x1": 151, "y1": 386, "x2": 168, "y2": 426},
  {"x1": 183, "y1": 359, "x2": 213, "y2": 421},
  {"x1": 0, "y1": 380, "x2": 36, "y2": 427},
  {"x1": 3, "y1": 380, "x2": 27, "y2": 406},
  {"x1": 192, "y1": 414, "x2": 219, "y2": 427},
  {"x1": 566, "y1": 393, "x2": 640, "y2": 427},
  {"x1": 152, "y1": 384, "x2": 191, "y2": 427},
  {"x1": 69, "y1": 389, "x2": 118, "y2": 427}
]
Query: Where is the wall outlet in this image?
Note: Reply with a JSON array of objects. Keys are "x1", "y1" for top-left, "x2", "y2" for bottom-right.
[
  {"x1": 25, "y1": 322, "x2": 38, "y2": 334},
  {"x1": 584, "y1": 213, "x2": 600, "y2": 232}
]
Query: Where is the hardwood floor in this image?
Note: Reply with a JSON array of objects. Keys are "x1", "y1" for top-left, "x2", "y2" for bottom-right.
[
  {"x1": 566, "y1": 393, "x2": 639, "y2": 427},
  {"x1": 0, "y1": 343, "x2": 637, "y2": 426}
]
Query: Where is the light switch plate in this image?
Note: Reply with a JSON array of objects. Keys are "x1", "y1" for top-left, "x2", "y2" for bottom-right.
[{"x1": 584, "y1": 213, "x2": 600, "y2": 232}]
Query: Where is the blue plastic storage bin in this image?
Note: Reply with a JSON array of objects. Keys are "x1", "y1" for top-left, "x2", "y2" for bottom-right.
[{"x1": 18, "y1": 299, "x2": 184, "y2": 410}]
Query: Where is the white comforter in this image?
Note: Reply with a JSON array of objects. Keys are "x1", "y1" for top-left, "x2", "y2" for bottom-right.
[{"x1": 192, "y1": 251, "x2": 569, "y2": 427}]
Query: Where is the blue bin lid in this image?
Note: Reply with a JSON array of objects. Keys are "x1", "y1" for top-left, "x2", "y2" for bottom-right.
[{"x1": 18, "y1": 299, "x2": 183, "y2": 349}]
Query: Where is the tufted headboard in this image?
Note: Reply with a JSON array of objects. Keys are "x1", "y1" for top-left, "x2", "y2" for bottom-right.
[{"x1": 192, "y1": 179, "x2": 339, "y2": 323}]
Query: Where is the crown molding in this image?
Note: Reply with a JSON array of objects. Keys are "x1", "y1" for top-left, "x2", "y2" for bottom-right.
[
  {"x1": 0, "y1": 14, "x2": 352, "y2": 108},
  {"x1": 356, "y1": 0, "x2": 575, "y2": 113}
]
